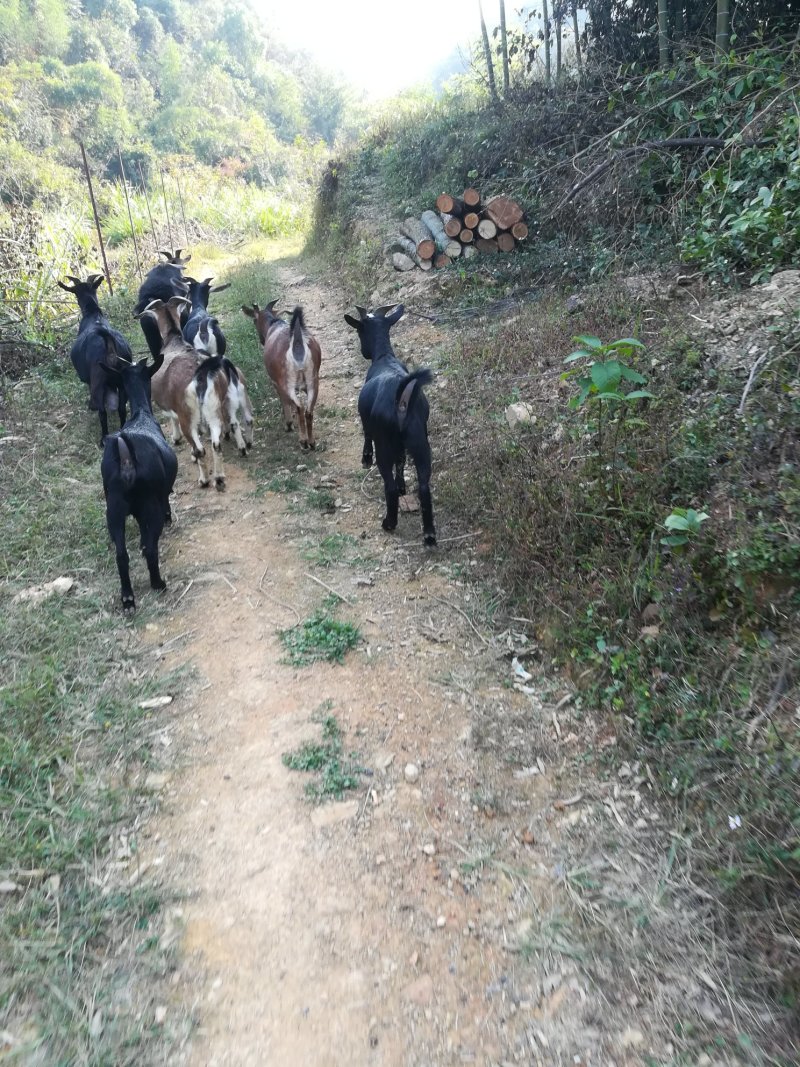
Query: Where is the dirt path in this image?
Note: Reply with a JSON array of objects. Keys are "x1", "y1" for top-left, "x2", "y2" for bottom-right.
[{"x1": 142, "y1": 259, "x2": 646, "y2": 1067}]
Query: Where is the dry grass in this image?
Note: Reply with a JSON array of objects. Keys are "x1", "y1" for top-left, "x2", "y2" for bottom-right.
[{"x1": 424, "y1": 279, "x2": 799, "y2": 1059}]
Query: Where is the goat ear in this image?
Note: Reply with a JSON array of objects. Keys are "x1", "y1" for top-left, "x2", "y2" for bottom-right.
[
  {"x1": 386, "y1": 304, "x2": 405, "y2": 325},
  {"x1": 241, "y1": 305, "x2": 256, "y2": 319},
  {"x1": 89, "y1": 274, "x2": 105, "y2": 290},
  {"x1": 344, "y1": 314, "x2": 361, "y2": 330},
  {"x1": 211, "y1": 282, "x2": 230, "y2": 294},
  {"x1": 181, "y1": 253, "x2": 191, "y2": 264}
]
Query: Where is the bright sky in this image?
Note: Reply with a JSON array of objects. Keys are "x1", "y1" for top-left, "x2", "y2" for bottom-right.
[{"x1": 258, "y1": 0, "x2": 477, "y2": 97}]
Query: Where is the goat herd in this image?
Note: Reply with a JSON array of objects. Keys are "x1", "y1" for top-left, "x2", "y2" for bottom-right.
[{"x1": 58, "y1": 250, "x2": 437, "y2": 613}]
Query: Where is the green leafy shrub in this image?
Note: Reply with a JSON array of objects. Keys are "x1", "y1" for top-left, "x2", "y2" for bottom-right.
[
  {"x1": 282, "y1": 715, "x2": 362, "y2": 802},
  {"x1": 279, "y1": 607, "x2": 361, "y2": 667},
  {"x1": 681, "y1": 112, "x2": 800, "y2": 283}
]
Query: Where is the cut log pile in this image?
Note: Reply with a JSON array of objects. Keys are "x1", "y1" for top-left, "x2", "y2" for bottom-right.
[{"x1": 387, "y1": 187, "x2": 528, "y2": 272}]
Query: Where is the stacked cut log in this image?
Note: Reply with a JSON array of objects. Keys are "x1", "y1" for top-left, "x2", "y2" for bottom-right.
[{"x1": 388, "y1": 187, "x2": 528, "y2": 272}]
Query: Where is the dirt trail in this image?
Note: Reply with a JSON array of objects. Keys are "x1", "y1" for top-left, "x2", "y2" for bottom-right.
[{"x1": 144, "y1": 260, "x2": 641, "y2": 1067}]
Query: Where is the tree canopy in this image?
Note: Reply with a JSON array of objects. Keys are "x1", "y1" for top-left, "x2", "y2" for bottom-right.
[{"x1": 0, "y1": 0, "x2": 365, "y2": 204}]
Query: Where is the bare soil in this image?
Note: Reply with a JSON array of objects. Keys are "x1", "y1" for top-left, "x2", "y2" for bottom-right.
[{"x1": 138, "y1": 261, "x2": 682, "y2": 1067}]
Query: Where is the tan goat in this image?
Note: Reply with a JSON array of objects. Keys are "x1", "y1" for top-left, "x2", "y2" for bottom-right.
[
  {"x1": 242, "y1": 302, "x2": 321, "y2": 449},
  {"x1": 140, "y1": 296, "x2": 229, "y2": 489}
]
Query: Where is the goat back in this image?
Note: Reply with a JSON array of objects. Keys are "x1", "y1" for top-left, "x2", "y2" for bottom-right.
[{"x1": 150, "y1": 348, "x2": 201, "y2": 411}]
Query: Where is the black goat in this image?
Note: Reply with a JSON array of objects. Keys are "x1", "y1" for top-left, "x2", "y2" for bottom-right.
[
  {"x1": 182, "y1": 276, "x2": 230, "y2": 356},
  {"x1": 58, "y1": 273, "x2": 129, "y2": 445},
  {"x1": 132, "y1": 249, "x2": 191, "y2": 317},
  {"x1": 99, "y1": 340, "x2": 178, "y2": 612},
  {"x1": 344, "y1": 303, "x2": 436, "y2": 546}
]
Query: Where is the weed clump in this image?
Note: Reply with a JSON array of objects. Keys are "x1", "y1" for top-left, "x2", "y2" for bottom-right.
[
  {"x1": 279, "y1": 605, "x2": 360, "y2": 667},
  {"x1": 282, "y1": 714, "x2": 362, "y2": 802}
]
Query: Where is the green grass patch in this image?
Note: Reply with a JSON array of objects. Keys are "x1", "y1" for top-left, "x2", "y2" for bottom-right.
[
  {"x1": 278, "y1": 605, "x2": 360, "y2": 667},
  {"x1": 282, "y1": 714, "x2": 362, "y2": 802},
  {"x1": 0, "y1": 359, "x2": 186, "y2": 1060},
  {"x1": 302, "y1": 533, "x2": 364, "y2": 568}
]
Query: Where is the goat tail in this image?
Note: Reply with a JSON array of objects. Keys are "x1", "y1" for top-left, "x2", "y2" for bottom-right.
[
  {"x1": 221, "y1": 357, "x2": 240, "y2": 389},
  {"x1": 290, "y1": 306, "x2": 309, "y2": 365},
  {"x1": 117, "y1": 435, "x2": 136, "y2": 489},
  {"x1": 194, "y1": 355, "x2": 225, "y2": 405},
  {"x1": 395, "y1": 368, "x2": 433, "y2": 417},
  {"x1": 97, "y1": 325, "x2": 135, "y2": 365}
]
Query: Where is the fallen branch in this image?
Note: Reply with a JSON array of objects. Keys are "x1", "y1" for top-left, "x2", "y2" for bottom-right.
[{"x1": 306, "y1": 572, "x2": 354, "y2": 605}]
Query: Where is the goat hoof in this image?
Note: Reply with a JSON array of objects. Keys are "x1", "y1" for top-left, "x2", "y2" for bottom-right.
[
  {"x1": 224, "y1": 431, "x2": 231, "y2": 440},
  {"x1": 215, "y1": 477, "x2": 226, "y2": 492},
  {"x1": 382, "y1": 518, "x2": 397, "y2": 533},
  {"x1": 245, "y1": 442, "x2": 252, "y2": 451},
  {"x1": 397, "y1": 482, "x2": 407, "y2": 496},
  {"x1": 122, "y1": 596, "x2": 136, "y2": 613},
  {"x1": 239, "y1": 448, "x2": 247, "y2": 457},
  {"x1": 151, "y1": 579, "x2": 167, "y2": 592},
  {"x1": 285, "y1": 424, "x2": 293, "y2": 433},
  {"x1": 424, "y1": 533, "x2": 437, "y2": 547},
  {"x1": 362, "y1": 458, "x2": 373, "y2": 469},
  {"x1": 199, "y1": 479, "x2": 210, "y2": 488}
]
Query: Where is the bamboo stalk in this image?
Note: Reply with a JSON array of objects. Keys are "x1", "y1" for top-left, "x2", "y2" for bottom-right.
[
  {"x1": 137, "y1": 162, "x2": 158, "y2": 250},
  {"x1": 159, "y1": 168, "x2": 173, "y2": 249},
  {"x1": 79, "y1": 142, "x2": 112, "y2": 295},
  {"x1": 174, "y1": 171, "x2": 190, "y2": 245},
  {"x1": 117, "y1": 147, "x2": 142, "y2": 280}
]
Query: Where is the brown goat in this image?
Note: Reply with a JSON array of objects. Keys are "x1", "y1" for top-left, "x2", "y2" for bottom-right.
[
  {"x1": 141, "y1": 297, "x2": 230, "y2": 489},
  {"x1": 242, "y1": 302, "x2": 321, "y2": 449}
]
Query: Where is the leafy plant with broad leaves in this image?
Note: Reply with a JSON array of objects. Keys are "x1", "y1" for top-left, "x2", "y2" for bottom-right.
[
  {"x1": 563, "y1": 335, "x2": 654, "y2": 495},
  {"x1": 661, "y1": 506, "x2": 710, "y2": 548},
  {"x1": 563, "y1": 334, "x2": 653, "y2": 408}
]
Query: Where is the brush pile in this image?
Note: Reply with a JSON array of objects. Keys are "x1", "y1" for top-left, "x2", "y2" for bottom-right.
[{"x1": 386, "y1": 188, "x2": 528, "y2": 272}]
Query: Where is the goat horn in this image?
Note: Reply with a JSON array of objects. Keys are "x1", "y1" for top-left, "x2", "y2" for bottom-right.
[
  {"x1": 373, "y1": 304, "x2": 398, "y2": 317},
  {"x1": 66, "y1": 275, "x2": 82, "y2": 285}
]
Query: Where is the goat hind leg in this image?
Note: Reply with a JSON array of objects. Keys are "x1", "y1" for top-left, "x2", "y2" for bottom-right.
[
  {"x1": 207, "y1": 415, "x2": 226, "y2": 490},
  {"x1": 410, "y1": 443, "x2": 436, "y2": 546},
  {"x1": 296, "y1": 406, "x2": 309, "y2": 449},
  {"x1": 107, "y1": 502, "x2": 135, "y2": 611},
  {"x1": 361, "y1": 421, "x2": 374, "y2": 468},
  {"x1": 181, "y1": 411, "x2": 210, "y2": 486},
  {"x1": 139, "y1": 505, "x2": 167, "y2": 591},
  {"x1": 376, "y1": 451, "x2": 400, "y2": 533},
  {"x1": 395, "y1": 450, "x2": 407, "y2": 496}
]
